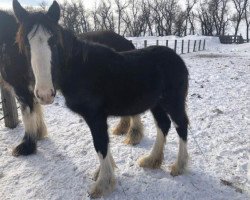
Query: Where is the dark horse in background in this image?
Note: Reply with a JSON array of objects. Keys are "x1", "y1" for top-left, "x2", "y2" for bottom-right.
[
  {"x1": 13, "y1": 0, "x2": 189, "y2": 198},
  {"x1": 0, "y1": 11, "x2": 143, "y2": 155}
]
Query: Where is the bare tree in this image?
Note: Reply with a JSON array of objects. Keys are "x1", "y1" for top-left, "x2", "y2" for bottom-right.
[
  {"x1": 174, "y1": 10, "x2": 186, "y2": 36},
  {"x1": 232, "y1": 0, "x2": 248, "y2": 41},
  {"x1": 60, "y1": 1, "x2": 90, "y2": 36},
  {"x1": 122, "y1": 0, "x2": 147, "y2": 36},
  {"x1": 92, "y1": 0, "x2": 115, "y2": 31},
  {"x1": 184, "y1": 0, "x2": 197, "y2": 36},
  {"x1": 39, "y1": 1, "x2": 48, "y2": 11},
  {"x1": 150, "y1": 0, "x2": 181, "y2": 36},
  {"x1": 114, "y1": 0, "x2": 129, "y2": 35},
  {"x1": 91, "y1": 3, "x2": 101, "y2": 31},
  {"x1": 197, "y1": 0, "x2": 215, "y2": 35},
  {"x1": 188, "y1": 11, "x2": 196, "y2": 35},
  {"x1": 141, "y1": 0, "x2": 154, "y2": 36},
  {"x1": 210, "y1": 0, "x2": 230, "y2": 36},
  {"x1": 244, "y1": 1, "x2": 250, "y2": 41}
]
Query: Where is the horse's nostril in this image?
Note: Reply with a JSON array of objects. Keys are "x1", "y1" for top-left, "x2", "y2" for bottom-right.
[{"x1": 51, "y1": 89, "x2": 56, "y2": 97}]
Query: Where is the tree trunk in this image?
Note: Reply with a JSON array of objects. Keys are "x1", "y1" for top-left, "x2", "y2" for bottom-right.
[{"x1": 234, "y1": 20, "x2": 240, "y2": 42}]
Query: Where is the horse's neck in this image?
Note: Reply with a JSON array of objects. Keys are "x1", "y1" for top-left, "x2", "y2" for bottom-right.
[{"x1": 62, "y1": 30, "x2": 87, "y2": 65}]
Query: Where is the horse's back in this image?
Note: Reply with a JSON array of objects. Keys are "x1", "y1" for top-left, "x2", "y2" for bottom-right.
[
  {"x1": 79, "y1": 30, "x2": 135, "y2": 52},
  {"x1": 121, "y1": 45, "x2": 188, "y2": 77}
]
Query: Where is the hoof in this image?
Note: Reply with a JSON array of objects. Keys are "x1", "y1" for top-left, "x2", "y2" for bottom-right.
[
  {"x1": 12, "y1": 137, "x2": 36, "y2": 157},
  {"x1": 170, "y1": 163, "x2": 186, "y2": 176},
  {"x1": 138, "y1": 154, "x2": 163, "y2": 169},
  {"x1": 124, "y1": 127, "x2": 143, "y2": 145},
  {"x1": 89, "y1": 177, "x2": 116, "y2": 198}
]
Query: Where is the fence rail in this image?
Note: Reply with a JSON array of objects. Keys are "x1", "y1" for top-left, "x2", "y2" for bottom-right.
[
  {"x1": 219, "y1": 35, "x2": 245, "y2": 44},
  {"x1": 131, "y1": 39, "x2": 206, "y2": 54}
]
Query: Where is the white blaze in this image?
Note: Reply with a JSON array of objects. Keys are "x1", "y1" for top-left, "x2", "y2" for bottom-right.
[{"x1": 28, "y1": 25, "x2": 54, "y2": 103}]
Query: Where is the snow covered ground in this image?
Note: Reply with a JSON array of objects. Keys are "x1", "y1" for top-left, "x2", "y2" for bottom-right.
[{"x1": 0, "y1": 37, "x2": 249, "y2": 200}]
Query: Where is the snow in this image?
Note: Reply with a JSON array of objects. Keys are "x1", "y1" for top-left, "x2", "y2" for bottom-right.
[{"x1": 0, "y1": 37, "x2": 249, "y2": 199}]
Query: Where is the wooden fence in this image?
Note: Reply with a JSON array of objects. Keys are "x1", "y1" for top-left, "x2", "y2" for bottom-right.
[
  {"x1": 132, "y1": 39, "x2": 206, "y2": 54},
  {"x1": 0, "y1": 81, "x2": 19, "y2": 129},
  {"x1": 219, "y1": 35, "x2": 245, "y2": 44}
]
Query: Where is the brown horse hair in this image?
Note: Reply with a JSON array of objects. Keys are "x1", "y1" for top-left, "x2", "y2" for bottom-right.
[{"x1": 16, "y1": 24, "x2": 25, "y2": 53}]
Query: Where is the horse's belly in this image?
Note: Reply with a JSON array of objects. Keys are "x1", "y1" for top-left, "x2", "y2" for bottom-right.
[{"x1": 105, "y1": 94, "x2": 159, "y2": 116}]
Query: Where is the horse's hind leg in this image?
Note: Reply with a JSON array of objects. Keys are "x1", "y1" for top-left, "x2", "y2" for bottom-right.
[
  {"x1": 168, "y1": 104, "x2": 189, "y2": 176},
  {"x1": 112, "y1": 116, "x2": 130, "y2": 135},
  {"x1": 139, "y1": 105, "x2": 171, "y2": 168},
  {"x1": 12, "y1": 98, "x2": 47, "y2": 156},
  {"x1": 113, "y1": 115, "x2": 143, "y2": 145},
  {"x1": 124, "y1": 115, "x2": 143, "y2": 145}
]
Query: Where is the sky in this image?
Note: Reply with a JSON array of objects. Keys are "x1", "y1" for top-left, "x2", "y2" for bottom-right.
[{"x1": 0, "y1": 0, "x2": 96, "y2": 10}]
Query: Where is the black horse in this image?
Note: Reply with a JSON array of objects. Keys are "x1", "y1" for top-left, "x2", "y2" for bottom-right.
[
  {"x1": 13, "y1": 0, "x2": 189, "y2": 198},
  {"x1": 0, "y1": 11, "x2": 143, "y2": 156}
]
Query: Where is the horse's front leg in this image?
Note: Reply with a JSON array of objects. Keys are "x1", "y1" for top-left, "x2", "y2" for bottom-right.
[
  {"x1": 12, "y1": 99, "x2": 47, "y2": 156},
  {"x1": 84, "y1": 112, "x2": 116, "y2": 198}
]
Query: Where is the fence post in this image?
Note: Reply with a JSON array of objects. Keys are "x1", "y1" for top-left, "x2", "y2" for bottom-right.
[
  {"x1": 193, "y1": 40, "x2": 196, "y2": 52},
  {"x1": 203, "y1": 39, "x2": 206, "y2": 50},
  {"x1": 144, "y1": 40, "x2": 147, "y2": 48},
  {"x1": 0, "y1": 85, "x2": 18, "y2": 128},
  {"x1": 174, "y1": 40, "x2": 177, "y2": 52},
  {"x1": 199, "y1": 40, "x2": 201, "y2": 51},
  {"x1": 181, "y1": 40, "x2": 184, "y2": 54},
  {"x1": 156, "y1": 40, "x2": 159, "y2": 46},
  {"x1": 166, "y1": 40, "x2": 168, "y2": 47},
  {"x1": 188, "y1": 40, "x2": 190, "y2": 53}
]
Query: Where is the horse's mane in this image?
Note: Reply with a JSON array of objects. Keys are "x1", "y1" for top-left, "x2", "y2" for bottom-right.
[
  {"x1": 60, "y1": 28, "x2": 120, "y2": 64},
  {"x1": 0, "y1": 10, "x2": 18, "y2": 44},
  {"x1": 62, "y1": 29, "x2": 103, "y2": 63},
  {"x1": 78, "y1": 30, "x2": 135, "y2": 51}
]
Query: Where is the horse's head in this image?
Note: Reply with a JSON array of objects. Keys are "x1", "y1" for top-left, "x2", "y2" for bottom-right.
[{"x1": 13, "y1": 0, "x2": 61, "y2": 105}]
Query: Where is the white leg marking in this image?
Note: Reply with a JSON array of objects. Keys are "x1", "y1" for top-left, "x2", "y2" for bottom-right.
[
  {"x1": 168, "y1": 114, "x2": 179, "y2": 128},
  {"x1": 139, "y1": 122, "x2": 165, "y2": 168},
  {"x1": 171, "y1": 138, "x2": 188, "y2": 176},
  {"x1": 93, "y1": 151, "x2": 116, "y2": 181},
  {"x1": 90, "y1": 147, "x2": 116, "y2": 198},
  {"x1": 22, "y1": 103, "x2": 47, "y2": 139}
]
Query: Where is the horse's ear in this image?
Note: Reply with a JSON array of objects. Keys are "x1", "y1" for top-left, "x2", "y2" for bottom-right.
[
  {"x1": 13, "y1": 0, "x2": 29, "y2": 23},
  {"x1": 46, "y1": 1, "x2": 60, "y2": 23}
]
